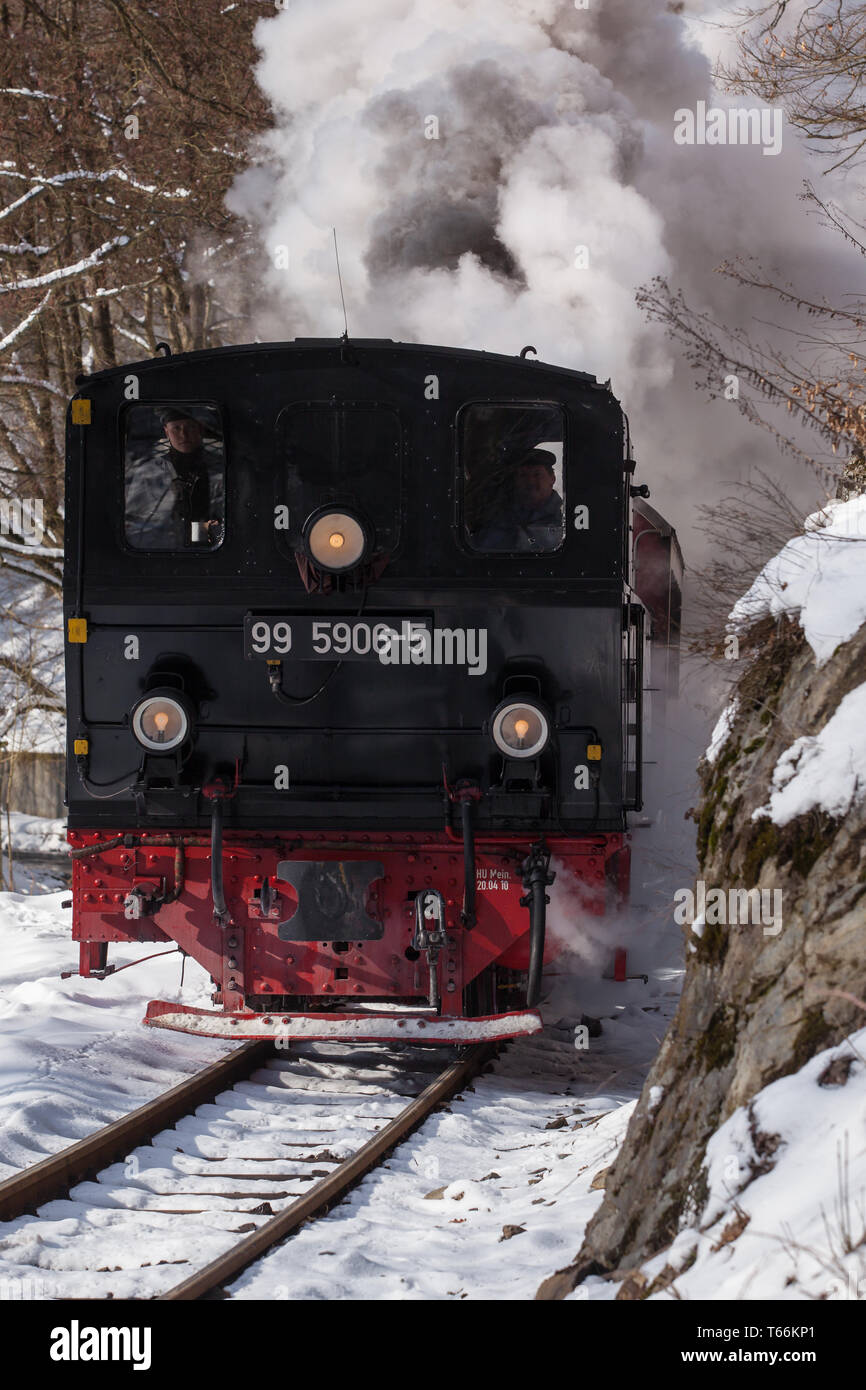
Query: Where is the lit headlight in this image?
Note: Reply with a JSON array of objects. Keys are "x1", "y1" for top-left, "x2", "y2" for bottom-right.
[
  {"x1": 491, "y1": 698, "x2": 550, "y2": 759},
  {"x1": 306, "y1": 509, "x2": 368, "y2": 573},
  {"x1": 131, "y1": 693, "x2": 190, "y2": 752}
]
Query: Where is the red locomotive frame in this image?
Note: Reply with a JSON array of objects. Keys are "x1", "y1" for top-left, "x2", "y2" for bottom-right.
[{"x1": 69, "y1": 828, "x2": 629, "y2": 1043}]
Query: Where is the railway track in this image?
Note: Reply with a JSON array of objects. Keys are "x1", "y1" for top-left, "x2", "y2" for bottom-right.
[{"x1": 0, "y1": 1038, "x2": 495, "y2": 1300}]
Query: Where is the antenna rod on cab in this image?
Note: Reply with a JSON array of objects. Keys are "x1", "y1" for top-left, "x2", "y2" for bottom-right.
[{"x1": 333, "y1": 227, "x2": 349, "y2": 340}]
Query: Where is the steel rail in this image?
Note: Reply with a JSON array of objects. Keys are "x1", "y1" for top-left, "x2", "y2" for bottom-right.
[
  {"x1": 159, "y1": 1042, "x2": 497, "y2": 1301},
  {"x1": 0, "y1": 1040, "x2": 273, "y2": 1223}
]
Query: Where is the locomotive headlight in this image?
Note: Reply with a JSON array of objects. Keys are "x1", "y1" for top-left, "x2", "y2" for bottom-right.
[
  {"x1": 306, "y1": 509, "x2": 369, "y2": 573},
  {"x1": 131, "y1": 692, "x2": 191, "y2": 752},
  {"x1": 491, "y1": 698, "x2": 550, "y2": 759}
]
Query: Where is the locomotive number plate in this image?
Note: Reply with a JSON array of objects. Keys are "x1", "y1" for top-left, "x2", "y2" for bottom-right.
[{"x1": 244, "y1": 614, "x2": 433, "y2": 661}]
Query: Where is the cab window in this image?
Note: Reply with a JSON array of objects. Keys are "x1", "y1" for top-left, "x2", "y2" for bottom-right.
[
  {"x1": 123, "y1": 403, "x2": 225, "y2": 551},
  {"x1": 461, "y1": 402, "x2": 565, "y2": 553}
]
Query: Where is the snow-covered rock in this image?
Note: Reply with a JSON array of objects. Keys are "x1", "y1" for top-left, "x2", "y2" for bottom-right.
[{"x1": 729, "y1": 493, "x2": 866, "y2": 667}]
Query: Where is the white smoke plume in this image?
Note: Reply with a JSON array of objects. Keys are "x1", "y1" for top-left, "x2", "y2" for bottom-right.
[
  {"x1": 229, "y1": 5, "x2": 664, "y2": 400},
  {"x1": 230, "y1": 0, "x2": 681, "y2": 402},
  {"x1": 228, "y1": 5, "x2": 842, "y2": 366},
  {"x1": 226, "y1": 0, "x2": 859, "y2": 558}
]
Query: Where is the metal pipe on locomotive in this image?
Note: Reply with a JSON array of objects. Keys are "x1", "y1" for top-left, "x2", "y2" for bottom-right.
[{"x1": 62, "y1": 339, "x2": 682, "y2": 1043}]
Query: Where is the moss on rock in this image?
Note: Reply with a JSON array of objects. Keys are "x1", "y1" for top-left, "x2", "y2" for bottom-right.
[
  {"x1": 695, "y1": 1006, "x2": 739, "y2": 1073},
  {"x1": 741, "y1": 820, "x2": 781, "y2": 888}
]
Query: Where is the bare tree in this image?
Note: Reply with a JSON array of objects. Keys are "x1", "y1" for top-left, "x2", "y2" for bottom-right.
[
  {"x1": 641, "y1": 0, "x2": 866, "y2": 652},
  {"x1": 637, "y1": 209, "x2": 866, "y2": 492},
  {"x1": 0, "y1": 0, "x2": 272, "y2": 740},
  {"x1": 683, "y1": 470, "x2": 818, "y2": 655},
  {"x1": 718, "y1": 2, "x2": 866, "y2": 171}
]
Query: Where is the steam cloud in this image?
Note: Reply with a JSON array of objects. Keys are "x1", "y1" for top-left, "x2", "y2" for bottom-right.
[
  {"x1": 231, "y1": 0, "x2": 688, "y2": 400},
  {"x1": 228, "y1": 0, "x2": 851, "y2": 511}
]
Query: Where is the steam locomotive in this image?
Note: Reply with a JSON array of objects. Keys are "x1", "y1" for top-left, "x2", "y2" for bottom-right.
[{"x1": 62, "y1": 339, "x2": 682, "y2": 1043}]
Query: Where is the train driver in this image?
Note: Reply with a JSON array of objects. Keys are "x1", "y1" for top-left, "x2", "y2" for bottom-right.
[
  {"x1": 124, "y1": 406, "x2": 225, "y2": 550},
  {"x1": 472, "y1": 447, "x2": 564, "y2": 552}
]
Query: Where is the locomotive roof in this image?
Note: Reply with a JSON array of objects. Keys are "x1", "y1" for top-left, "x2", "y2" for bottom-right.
[{"x1": 74, "y1": 337, "x2": 610, "y2": 392}]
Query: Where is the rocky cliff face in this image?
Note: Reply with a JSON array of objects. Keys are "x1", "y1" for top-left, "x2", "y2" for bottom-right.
[{"x1": 538, "y1": 606, "x2": 866, "y2": 1299}]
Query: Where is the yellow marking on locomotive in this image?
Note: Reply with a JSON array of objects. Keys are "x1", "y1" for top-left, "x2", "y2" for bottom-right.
[
  {"x1": 71, "y1": 399, "x2": 91, "y2": 425},
  {"x1": 587, "y1": 743, "x2": 602, "y2": 761},
  {"x1": 73, "y1": 739, "x2": 89, "y2": 756},
  {"x1": 67, "y1": 617, "x2": 88, "y2": 643}
]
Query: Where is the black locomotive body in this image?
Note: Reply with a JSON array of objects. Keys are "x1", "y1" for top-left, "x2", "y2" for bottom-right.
[{"x1": 62, "y1": 340, "x2": 681, "y2": 1043}]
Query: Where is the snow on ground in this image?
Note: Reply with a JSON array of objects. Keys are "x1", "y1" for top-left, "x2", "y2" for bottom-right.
[
  {"x1": 729, "y1": 493, "x2": 866, "y2": 667},
  {"x1": 227, "y1": 984, "x2": 676, "y2": 1302},
  {"x1": 580, "y1": 1029, "x2": 866, "y2": 1302},
  {"x1": 0, "y1": 888, "x2": 233, "y2": 1183},
  {"x1": 0, "y1": 811, "x2": 66, "y2": 854},
  {"x1": 0, "y1": 811, "x2": 69, "y2": 897}
]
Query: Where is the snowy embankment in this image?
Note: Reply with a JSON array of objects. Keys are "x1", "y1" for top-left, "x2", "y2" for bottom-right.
[
  {"x1": 580, "y1": 1029, "x2": 866, "y2": 1302},
  {"x1": 665, "y1": 495, "x2": 866, "y2": 1302},
  {"x1": 664, "y1": 1029, "x2": 866, "y2": 1301},
  {"x1": 673, "y1": 494, "x2": 866, "y2": 1301},
  {"x1": 729, "y1": 494, "x2": 866, "y2": 666}
]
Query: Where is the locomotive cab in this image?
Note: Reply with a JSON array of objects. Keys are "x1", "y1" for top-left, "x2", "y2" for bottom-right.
[{"x1": 62, "y1": 339, "x2": 682, "y2": 1042}]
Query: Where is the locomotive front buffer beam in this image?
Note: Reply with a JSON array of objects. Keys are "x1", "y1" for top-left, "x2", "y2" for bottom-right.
[{"x1": 66, "y1": 829, "x2": 632, "y2": 1042}]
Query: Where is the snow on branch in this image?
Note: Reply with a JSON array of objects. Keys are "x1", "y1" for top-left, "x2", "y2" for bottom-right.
[
  {"x1": 0, "y1": 169, "x2": 192, "y2": 224},
  {"x1": 114, "y1": 324, "x2": 151, "y2": 350},
  {"x1": 0, "y1": 539, "x2": 64, "y2": 559},
  {"x1": 0, "y1": 242, "x2": 51, "y2": 256},
  {"x1": 64, "y1": 276, "x2": 158, "y2": 308},
  {"x1": 0, "y1": 88, "x2": 57, "y2": 99},
  {"x1": 0, "y1": 369, "x2": 67, "y2": 397},
  {"x1": 0, "y1": 186, "x2": 45, "y2": 224},
  {"x1": 0, "y1": 293, "x2": 52, "y2": 353},
  {"x1": 0, "y1": 236, "x2": 129, "y2": 293},
  {"x1": 37, "y1": 169, "x2": 191, "y2": 198},
  {"x1": 0, "y1": 373, "x2": 66, "y2": 398}
]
